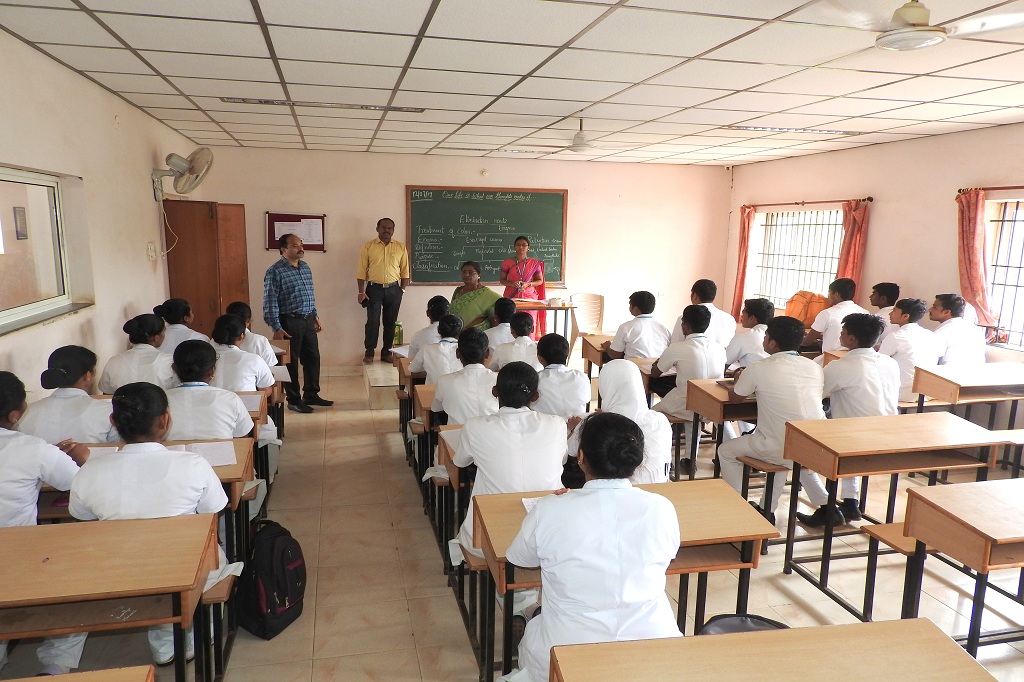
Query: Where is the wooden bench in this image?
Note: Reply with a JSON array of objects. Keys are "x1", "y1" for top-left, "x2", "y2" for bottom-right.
[
  {"x1": 666, "y1": 416, "x2": 688, "y2": 481},
  {"x1": 452, "y1": 545, "x2": 492, "y2": 670},
  {"x1": 861, "y1": 522, "x2": 935, "y2": 621},
  {"x1": 995, "y1": 429, "x2": 1024, "y2": 477},
  {"x1": 196, "y1": 575, "x2": 237, "y2": 682},
  {"x1": 737, "y1": 456, "x2": 788, "y2": 556}
]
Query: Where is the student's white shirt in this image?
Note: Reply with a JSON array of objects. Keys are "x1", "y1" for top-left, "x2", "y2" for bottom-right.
[
  {"x1": 725, "y1": 324, "x2": 768, "y2": 368},
  {"x1": 158, "y1": 324, "x2": 211, "y2": 355},
  {"x1": 453, "y1": 407, "x2": 566, "y2": 557},
  {"x1": 0, "y1": 428, "x2": 80, "y2": 528},
  {"x1": 732, "y1": 352, "x2": 825, "y2": 457},
  {"x1": 165, "y1": 384, "x2": 254, "y2": 441},
  {"x1": 69, "y1": 442, "x2": 227, "y2": 521},
  {"x1": 933, "y1": 317, "x2": 987, "y2": 365},
  {"x1": 240, "y1": 328, "x2": 278, "y2": 367},
  {"x1": 532, "y1": 364, "x2": 591, "y2": 419},
  {"x1": 410, "y1": 338, "x2": 462, "y2": 384},
  {"x1": 823, "y1": 348, "x2": 899, "y2": 419},
  {"x1": 210, "y1": 343, "x2": 275, "y2": 392},
  {"x1": 484, "y1": 322, "x2": 515, "y2": 351},
  {"x1": 672, "y1": 303, "x2": 736, "y2": 348},
  {"x1": 99, "y1": 343, "x2": 177, "y2": 394},
  {"x1": 654, "y1": 334, "x2": 726, "y2": 419},
  {"x1": 811, "y1": 300, "x2": 870, "y2": 352},
  {"x1": 507, "y1": 479, "x2": 681, "y2": 682},
  {"x1": 16, "y1": 387, "x2": 117, "y2": 444},
  {"x1": 408, "y1": 322, "x2": 441, "y2": 360},
  {"x1": 490, "y1": 336, "x2": 543, "y2": 371},
  {"x1": 875, "y1": 306, "x2": 897, "y2": 345},
  {"x1": 878, "y1": 323, "x2": 941, "y2": 402},
  {"x1": 610, "y1": 315, "x2": 671, "y2": 359},
  {"x1": 432, "y1": 364, "x2": 498, "y2": 425}
]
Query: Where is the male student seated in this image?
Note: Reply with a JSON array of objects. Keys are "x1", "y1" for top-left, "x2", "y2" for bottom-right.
[
  {"x1": 879, "y1": 298, "x2": 941, "y2": 403},
  {"x1": 491, "y1": 312, "x2": 542, "y2": 370},
  {"x1": 532, "y1": 333, "x2": 592, "y2": 419},
  {"x1": 411, "y1": 314, "x2": 463, "y2": 384},
  {"x1": 870, "y1": 282, "x2": 900, "y2": 345},
  {"x1": 602, "y1": 290, "x2": 671, "y2": 361},
  {"x1": 432, "y1": 327, "x2": 498, "y2": 425},
  {"x1": 409, "y1": 295, "x2": 449, "y2": 359},
  {"x1": 485, "y1": 297, "x2": 516, "y2": 351},
  {"x1": 672, "y1": 279, "x2": 736, "y2": 347},
  {"x1": 725, "y1": 298, "x2": 773, "y2": 369},
  {"x1": 804, "y1": 278, "x2": 869, "y2": 357},
  {"x1": 797, "y1": 314, "x2": 900, "y2": 527},
  {"x1": 930, "y1": 293, "x2": 987, "y2": 365}
]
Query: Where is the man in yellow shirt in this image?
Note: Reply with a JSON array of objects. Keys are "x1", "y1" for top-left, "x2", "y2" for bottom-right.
[{"x1": 356, "y1": 218, "x2": 411, "y2": 363}]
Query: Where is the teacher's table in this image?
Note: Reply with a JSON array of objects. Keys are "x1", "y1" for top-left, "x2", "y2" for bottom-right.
[
  {"x1": 0, "y1": 515, "x2": 218, "y2": 682},
  {"x1": 8, "y1": 666, "x2": 156, "y2": 682},
  {"x1": 904, "y1": 478, "x2": 1024, "y2": 656},
  {"x1": 782, "y1": 412, "x2": 1009, "y2": 621},
  {"x1": 913, "y1": 362, "x2": 1024, "y2": 428},
  {"x1": 684, "y1": 379, "x2": 758, "y2": 482},
  {"x1": 509, "y1": 300, "x2": 576, "y2": 340},
  {"x1": 548, "y1": 618, "x2": 997, "y2": 682},
  {"x1": 580, "y1": 335, "x2": 613, "y2": 379},
  {"x1": 472, "y1": 479, "x2": 779, "y2": 680}
]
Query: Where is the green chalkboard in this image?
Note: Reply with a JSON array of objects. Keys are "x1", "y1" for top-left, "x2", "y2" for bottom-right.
[{"x1": 406, "y1": 186, "x2": 567, "y2": 284}]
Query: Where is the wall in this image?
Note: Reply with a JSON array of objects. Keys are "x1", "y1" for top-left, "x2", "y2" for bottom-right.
[
  {"x1": 0, "y1": 30, "x2": 194, "y2": 398},
  {"x1": 202, "y1": 149, "x2": 732, "y2": 365}
]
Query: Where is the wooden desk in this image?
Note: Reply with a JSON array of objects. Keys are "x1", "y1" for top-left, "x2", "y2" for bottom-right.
[
  {"x1": 581, "y1": 335, "x2": 614, "y2": 379},
  {"x1": 549, "y1": 619, "x2": 997, "y2": 681},
  {"x1": 271, "y1": 344, "x2": 290, "y2": 367},
  {"x1": 822, "y1": 349, "x2": 849, "y2": 366},
  {"x1": 0, "y1": 515, "x2": 218, "y2": 682},
  {"x1": 913, "y1": 362, "x2": 1024, "y2": 428},
  {"x1": 509, "y1": 300, "x2": 576, "y2": 339},
  {"x1": 8, "y1": 666, "x2": 156, "y2": 681},
  {"x1": 269, "y1": 365, "x2": 289, "y2": 438},
  {"x1": 237, "y1": 390, "x2": 268, "y2": 429},
  {"x1": 628, "y1": 357, "x2": 656, "y2": 408},
  {"x1": 904, "y1": 478, "x2": 1024, "y2": 656},
  {"x1": 684, "y1": 379, "x2": 758, "y2": 480}
]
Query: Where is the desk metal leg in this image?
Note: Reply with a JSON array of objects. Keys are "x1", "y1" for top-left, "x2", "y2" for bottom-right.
[
  {"x1": 967, "y1": 572, "x2": 988, "y2": 657},
  {"x1": 688, "y1": 413, "x2": 700, "y2": 481},
  {"x1": 677, "y1": 574, "x2": 689, "y2": 633},
  {"x1": 917, "y1": 393, "x2": 925, "y2": 413},
  {"x1": 482, "y1": 573, "x2": 496, "y2": 682},
  {"x1": 694, "y1": 573, "x2": 709, "y2": 633},
  {"x1": 863, "y1": 535, "x2": 881, "y2": 621},
  {"x1": 736, "y1": 541, "x2": 753, "y2": 614},
  {"x1": 819, "y1": 478, "x2": 839, "y2": 588},
  {"x1": 172, "y1": 594, "x2": 186, "y2": 682},
  {"x1": 902, "y1": 541, "x2": 927, "y2": 619},
  {"x1": 502, "y1": 565, "x2": 515, "y2": 675},
  {"x1": 784, "y1": 463, "x2": 802, "y2": 575},
  {"x1": 223, "y1": 506, "x2": 236, "y2": 564}
]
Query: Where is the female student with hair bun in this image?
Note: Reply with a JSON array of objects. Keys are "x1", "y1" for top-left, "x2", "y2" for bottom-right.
[
  {"x1": 503, "y1": 412, "x2": 681, "y2": 682},
  {"x1": 209, "y1": 314, "x2": 274, "y2": 394},
  {"x1": 165, "y1": 340, "x2": 253, "y2": 441},
  {"x1": 225, "y1": 301, "x2": 278, "y2": 367},
  {"x1": 153, "y1": 298, "x2": 210, "y2": 355},
  {"x1": 17, "y1": 345, "x2": 117, "y2": 444},
  {"x1": 98, "y1": 314, "x2": 177, "y2": 394}
]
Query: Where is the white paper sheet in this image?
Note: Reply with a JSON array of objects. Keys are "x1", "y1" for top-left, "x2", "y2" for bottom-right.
[
  {"x1": 389, "y1": 345, "x2": 411, "y2": 358},
  {"x1": 86, "y1": 446, "x2": 120, "y2": 456},
  {"x1": 522, "y1": 497, "x2": 541, "y2": 514},
  {"x1": 239, "y1": 394, "x2": 264, "y2": 412},
  {"x1": 271, "y1": 365, "x2": 290, "y2": 382},
  {"x1": 168, "y1": 441, "x2": 237, "y2": 467},
  {"x1": 439, "y1": 428, "x2": 461, "y2": 451}
]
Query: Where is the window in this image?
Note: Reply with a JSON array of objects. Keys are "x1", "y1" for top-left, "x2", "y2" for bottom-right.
[
  {"x1": 745, "y1": 208, "x2": 844, "y2": 309},
  {"x1": 988, "y1": 200, "x2": 1024, "y2": 346},
  {"x1": 0, "y1": 166, "x2": 71, "y2": 327}
]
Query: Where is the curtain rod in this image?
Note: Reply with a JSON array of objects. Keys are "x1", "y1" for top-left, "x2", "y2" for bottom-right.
[
  {"x1": 958, "y1": 185, "x2": 1024, "y2": 194},
  {"x1": 747, "y1": 196, "x2": 873, "y2": 209}
]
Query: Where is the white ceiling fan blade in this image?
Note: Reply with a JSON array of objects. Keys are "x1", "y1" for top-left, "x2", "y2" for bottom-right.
[
  {"x1": 948, "y1": 11, "x2": 1024, "y2": 38},
  {"x1": 821, "y1": 0, "x2": 896, "y2": 31}
]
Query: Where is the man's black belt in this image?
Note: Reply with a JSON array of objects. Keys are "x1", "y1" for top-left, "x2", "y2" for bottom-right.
[
  {"x1": 368, "y1": 281, "x2": 400, "y2": 288},
  {"x1": 282, "y1": 312, "x2": 315, "y2": 319}
]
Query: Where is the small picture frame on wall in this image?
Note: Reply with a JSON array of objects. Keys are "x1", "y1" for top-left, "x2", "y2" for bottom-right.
[{"x1": 13, "y1": 207, "x2": 27, "y2": 240}]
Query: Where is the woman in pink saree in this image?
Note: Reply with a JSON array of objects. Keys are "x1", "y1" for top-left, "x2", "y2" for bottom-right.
[{"x1": 499, "y1": 235, "x2": 546, "y2": 339}]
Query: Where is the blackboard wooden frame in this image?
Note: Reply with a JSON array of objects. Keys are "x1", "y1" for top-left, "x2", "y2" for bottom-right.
[{"x1": 405, "y1": 185, "x2": 567, "y2": 286}]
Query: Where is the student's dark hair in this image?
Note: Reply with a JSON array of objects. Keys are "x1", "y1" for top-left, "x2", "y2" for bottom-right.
[
  {"x1": 278, "y1": 233, "x2": 296, "y2": 250},
  {"x1": 0, "y1": 371, "x2": 27, "y2": 418},
  {"x1": 172, "y1": 340, "x2": 217, "y2": 382},
  {"x1": 123, "y1": 314, "x2": 166, "y2": 345},
  {"x1": 438, "y1": 314, "x2": 464, "y2": 338},
  {"x1": 579, "y1": 412, "x2": 645, "y2": 479},
  {"x1": 41, "y1": 346, "x2": 97, "y2": 389},
  {"x1": 629, "y1": 290, "x2": 656, "y2": 315},
  {"x1": 536, "y1": 333, "x2": 569, "y2": 365},
  {"x1": 513, "y1": 235, "x2": 530, "y2": 246},
  {"x1": 496, "y1": 361, "x2": 538, "y2": 408},
  {"x1": 457, "y1": 327, "x2": 489, "y2": 365},
  {"x1": 895, "y1": 297, "x2": 927, "y2": 323},
  {"x1": 225, "y1": 301, "x2": 252, "y2": 323},
  {"x1": 212, "y1": 314, "x2": 246, "y2": 345},
  {"x1": 691, "y1": 279, "x2": 718, "y2": 303},
  {"x1": 111, "y1": 382, "x2": 168, "y2": 441},
  {"x1": 743, "y1": 298, "x2": 775, "y2": 325},
  {"x1": 842, "y1": 313, "x2": 885, "y2": 348},
  {"x1": 935, "y1": 293, "x2": 966, "y2": 318},
  {"x1": 427, "y1": 295, "x2": 450, "y2": 322},
  {"x1": 765, "y1": 316, "x2": 806, "y2": 352},
  {"x1": 493, "y1": 297, "x2": 516, "y2": 323},
  {"x1": 460, "y1": 261, "x2": 482, "y2": 276},
  {"x1": 872, "y1": 282, "x2": 900, "y2": 305},
  {"x1": 829, "y1": 278, "x2": 857, "y2": 301},
  {"x1": 681, "y1": 304, "x2": 711, "y2": 334},
  {"x1": 153, "y1": 298, "x2": 192, "y2": 325},
  {"x1": 510, "y1": 311, "x2": 534, "y2": 337}
]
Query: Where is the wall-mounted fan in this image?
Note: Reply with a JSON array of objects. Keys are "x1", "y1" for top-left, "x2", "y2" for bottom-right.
[{"x1": 151, "y1": 147, "x2": 214, "y2": 201}]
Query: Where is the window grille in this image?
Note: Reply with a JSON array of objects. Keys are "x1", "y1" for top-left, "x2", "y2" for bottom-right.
[{"x1": 989, "y1": 201, "x2": 1024, "y2": 346}]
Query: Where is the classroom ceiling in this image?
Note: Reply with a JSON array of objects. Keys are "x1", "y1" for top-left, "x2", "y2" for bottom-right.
[{"x1": 5, "y1": 0, "x2": 1024, "y2": 165}]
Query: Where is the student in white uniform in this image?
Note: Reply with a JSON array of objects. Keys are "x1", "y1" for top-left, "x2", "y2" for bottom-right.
[
  {"x1": 165, "y1": 341, "x2": 254, "y2": 441},
  {"x1": 490, "y1": 312, "x2": 543, "y2": 371},
  {"x1": 879, "y1": 298, "x2": 941, "y2": 402},
  {"x1": 17, "y1": 346, "x2": 116, "y2": 444},
  {"x1": 725, "y1": 298, "x2": 774, "y2": 369},
  {"x1": 209, "y1": 315, "x2": 275, "y2": 394},
  {"x1": 798, "y1": 314, "x2": 899, "y2": 527},
  {"x1": 869, "y1": 282, "x2": 900, "y2": 345},
  {"x1": 804, "y1": 278, "x2": 870, "y2": 357},
  {"x1": 408, "y1": 295, "x2": 449, "y2": 360},
  {"x1": 603, "y1": 291, "x2": 671, "y2": 360},
  {"x1": 410, "y1": 314, "x2": 464, "y2": 384},
  {"x1": 930, "y1": 293, "x2": 987, "y2": 365},
  {"x1": 0, "y1": 372, "x2": 90, "y2": 677},
  {"x1": 226, "y1": 301, "x2": 278, "y2": 367},
  {"x1": 720, "y1": 316, "x2": 826, "y2": 521},
  {"x1": 485, "y1": 298, "x2": 517, "y2": 351},
  {"x1": 532, "y1": 333, "x2": 591, "y2": 419},
  {"x1": 432, "y1": 327, "x2": 498, "y2": 425},
  {"x1": 154, "y1": 298, "x2": 211, "y2": 355},
  {"x1": 672, "y1": 279, "x2": 736, "y2": 348},
  {"x1": 99, "y1": 314, "x2": 178, "y2": 394},
  {"x1": 69, "y1": 381, "x2": 230, "y2": 667},
  {"x1": 502, "y1": 412, "x2": 681, "y2": 682}
]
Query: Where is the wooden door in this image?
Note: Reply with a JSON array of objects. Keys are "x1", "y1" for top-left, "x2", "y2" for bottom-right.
[
  {"x1": 215, "y1": 203, "x2": 249, "y2": 311},
  {"x1": 162, "y1": 200, "x2": 220, "y2": 336}
]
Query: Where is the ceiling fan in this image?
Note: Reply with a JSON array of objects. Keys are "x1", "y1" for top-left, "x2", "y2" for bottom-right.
[{"x1": 502, "y1": 119, "x2": 637, "y2": 154}]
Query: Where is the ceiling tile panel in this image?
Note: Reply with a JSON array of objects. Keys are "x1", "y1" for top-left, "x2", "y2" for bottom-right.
[
  {"x1": 942, "y1": 82, "x2": 1024, "y2": 106},
  {"x1": 811, "y1": 117, "x2": 907, "y2": 132},
  {"x1": 166, "y1": 120, "x2": 223, "y2": 131},
  {"x1": 701, "y1": 90, "x2": 826, "y2": 112},
  {"x1": 85, "y1": 0, "x2": 257, "y2": 21},
  {"x1": 85, "y1": 71, "x2": 177, "y2": 93},
  {"x1": 279, "y1": 60, "x2": 401, "y2": 89},
  {"x1": 624, "y1": 121, "x2": 717, "y2": 135},
  {"x1": 400, "y1": 68, "x2": 519, "y2": 95},
  {"x1": 789, "y1": 96, "x2": 920, "y2": 117},
  {"x1": 0, "y1": 5, "x2": 121, "y2": 46},
  {"x1": 947, "y1": 108, "x2": 1024, "y2": 124},
  {"x1": 369, "y1": 139, "x2": 437, "y2": 148},
  {"x1": 142, "y1": 51, "x2": 279, "y2": 81},
  {"x1": 40, "y1": 45, "x2": 153, "y2": 73},
  {"x1": 625, "y1": 0, "x2": 808, "y2": 20},
  {"x1": 122, "y1": 92, "x2": 195, "y2": 108},
  {"x1": 260, "y1": 0, "x2": 432, "y2": 34},
  {"x1": 486, "y1": 97, "x2": 589, "y2": 116},
  {"x1": 190, "y1": 138, "x2": 240, "y2": 146},
  {"x1": 298, "y1": 116, "x2": 381, "y2": 129},
  {"x1": 239, "y1": 141, "x2": 305, "y2": 148},
  {"x1": 234, "y1": 132, "x2": 302, "y2": 142},
  {"x1": 375, "y1": 130, "x2": 448, "y2": 141},
  {"x1": 935, "y1": 48, "x2": 1024, "y2": 80},
  {"x1": 293, "y1": 107, "x2": 382, "y2": 120},
  {"x1": 427, "y1": 0, "x2": 607, "y2": 45},
  {"x1": 752, "y1": 68, "x2": 908, "y2": 96},
  {"x1": 660, "y1": 108, "x2": 760, "y2": 125},
  {"x1": 209, "y1": 111, "x2": 297, "y2": 125},
  {"x1": 308, "y1": 143, "x2": 369, "y2": 150},
  {"x1": 738, "y1": 112, "x2": 849, "y2": 129},
  {"x1": 867, "y1": 101, "x2": 999, "y2": 120},
  {"x1": 390, "y1": 90, "x2": 496, "y2": 111},
  {"x1": 386, "y1": 109, "x2": 477, "y2": 123},
  {"x1": 607, "y1": 84, "x2": 728, "y2": 107},
  {"x1": 173, "y1": 130, "x2": 234, "y2": 140},
  {"x1": 379, "y1": 121, "x2": 462, "y2": 134},
  {"x1": 581, "y1": 102, "x2": 680, "y2": 120},
  {"x1": 99, "y1": 14, "x2": 269, "y2": 56},
  {"x1": 170, "y1": 77, "x2": 286, "y2": 99},
  {"x1": 705, "y1": 23, "x2": 876, "y2": 66},
  {"x1": 535, "y1": 48, "x2": 682, "y2": 82},
  {"x1": 221, "y1": 122, "x2": 296, "y2": 134},
  {"x1": 884, "y1": 120, "x2": 993, "y2": 134},
  {"x1": 508, "y1": 77, "x2": 628, "y2": 101},
  {"x1": 288, "y1": 84, "x2": 392, "y2": 106},
  {"x1": 573, "y1": 7, "x2": 761, "y2": 57},
  {"x1": 144, "y1": 107, "x2": 208, "y2": 121},
  {"x1": 593, "y1": 132, "x2": 678, "y2": 143},
  {"x1": 472, "y1": 112, "x2": 561, "y2": 127},
  {"x1": 412, "y1": 38, "x2": 555, "y2": 74},
  {"x1": 824, "y1": 38, "x2": 1017, "y2": 75},
  {"x1": 856, "y1": 75, "x2": 1007, "y2": 101},
  {"x1": 651, "y1": 59, "x2": 804, "y2": 90},
  {"x1": 269, "y1": 26, "x2": 414, "y2": 65}
]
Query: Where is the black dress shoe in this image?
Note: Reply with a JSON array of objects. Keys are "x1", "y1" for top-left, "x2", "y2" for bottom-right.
[
  {"x1": 839, "y1": 498, "x2": 863, "y2": 521},
  {"x1": 304, "y1": 395, "x2": 334, "y2": 407},
  {"x1": 380, "y1": 351, "x2": 393, "y2": 363},
  {"x1": 288, "y1": 402, "x2": 314, "y2": 413},
  {"x1": 796, "y1": 505, "x2": 846, "y2": 528}
]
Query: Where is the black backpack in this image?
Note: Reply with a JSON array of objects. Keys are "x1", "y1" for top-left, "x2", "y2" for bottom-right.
[{"x1": 236, "y1": 520, "x2": 306, "y2": 640}]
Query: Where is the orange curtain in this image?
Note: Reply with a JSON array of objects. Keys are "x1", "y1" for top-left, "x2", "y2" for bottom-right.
[
  {"x1": 730, "y1": 205, "x2": 756, "y2": 318},
  {"x1": 836, "y1": 200, "x2": 870, "y2": 289},
  {"x1": 955, "y1": 189, "x2": 996, "y2": 326}
]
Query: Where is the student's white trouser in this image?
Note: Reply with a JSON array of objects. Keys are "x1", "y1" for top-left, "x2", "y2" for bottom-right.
[
  {"x1": 717, "y1": 436, "x2": 789, "y2": 516},
  {"x1": 800, "y1": 471, "x2": 860, "y2": 507},
  {"x1": 148, "y1": 623, "x2": 194, "y2": 664},
  {"x1": 0, "y1": 633, "x2": 88, "y2": 674}
]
